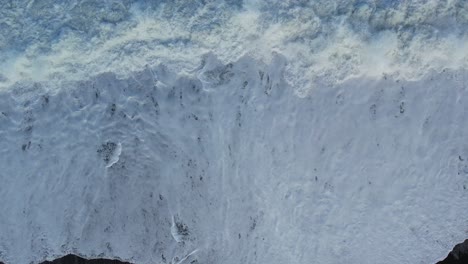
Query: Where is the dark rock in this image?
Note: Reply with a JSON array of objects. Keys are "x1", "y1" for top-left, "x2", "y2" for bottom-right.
[
  {"x1": 437, "y1": 239, "x2": 468, "y2": 264},
  {"x1": 40, "y1": 254, "x2": 132, "y2": 264}
]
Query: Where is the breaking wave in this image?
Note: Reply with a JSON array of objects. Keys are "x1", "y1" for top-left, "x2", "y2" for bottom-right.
[{"x1": 1, "y1": 0, "x2": 467, "y2": 94}]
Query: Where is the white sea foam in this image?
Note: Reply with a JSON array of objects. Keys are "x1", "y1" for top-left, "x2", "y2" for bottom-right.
[
  {"x1": 1, "y1": 56, "x2": 467, "y2": 264},
  {"x1": 1, "y1": 1, "x2": 468, "y2": 264}
]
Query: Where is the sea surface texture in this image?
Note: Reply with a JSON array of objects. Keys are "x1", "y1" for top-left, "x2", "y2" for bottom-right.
[{"x1": 0, "y1": 1, "x2": 467, "y2": 264}]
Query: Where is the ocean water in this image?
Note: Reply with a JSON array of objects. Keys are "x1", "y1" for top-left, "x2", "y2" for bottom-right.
[{"x1": 0, "y1": 1, "x2": 467, "y2": 264}]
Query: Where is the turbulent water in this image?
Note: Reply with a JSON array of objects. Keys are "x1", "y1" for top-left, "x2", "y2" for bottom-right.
[{"x1": 0, "y1": 1, "x2": 468, "y2": 264}]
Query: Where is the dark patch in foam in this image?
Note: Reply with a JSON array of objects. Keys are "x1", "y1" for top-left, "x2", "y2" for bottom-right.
[{"x1": 97, "y1": 142, "x2": 117, "y2": 164}]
